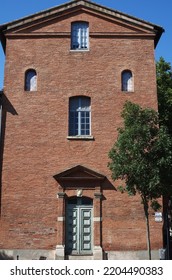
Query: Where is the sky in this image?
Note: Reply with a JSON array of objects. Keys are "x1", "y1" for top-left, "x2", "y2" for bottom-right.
[{"x1": 0, "y1": 0, "x2": 171, "y2": 89}]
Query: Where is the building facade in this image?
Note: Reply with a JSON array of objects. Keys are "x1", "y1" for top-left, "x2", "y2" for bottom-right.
[{"x1": 0, "y1": 0, "x2": 164, "y2": 260}]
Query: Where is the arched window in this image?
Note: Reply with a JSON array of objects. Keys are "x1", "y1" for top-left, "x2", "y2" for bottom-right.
[
  {"x1": 71, "y1": 22, "x2": 89, "y2": 50},
  {"x1": 69, "y1": 96, "x2": 91, "y2": 136},
  {"x1": 122, "y1": 70, "x2": 133, "y2": 92},
  {"x1": 25, "y1": 69, "x2": 37, "y2": 91}
]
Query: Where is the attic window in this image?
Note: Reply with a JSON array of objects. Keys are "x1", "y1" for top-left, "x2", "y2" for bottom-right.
[
  {"x1": 71, "y1": 22, "x2": 89, "y2": 50},
  {"x1": 25, "y1": 69, "x2": 37, "y2": 91}
]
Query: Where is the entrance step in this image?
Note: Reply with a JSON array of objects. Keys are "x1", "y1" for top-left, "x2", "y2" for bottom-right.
[{"x1": 67, "y1": 255, "x2": 94, "y2": 260}]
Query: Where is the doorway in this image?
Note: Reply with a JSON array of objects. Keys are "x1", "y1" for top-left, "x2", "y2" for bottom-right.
[{"x1": 65, "y1": 197, "x2": 93, "y2": 255}]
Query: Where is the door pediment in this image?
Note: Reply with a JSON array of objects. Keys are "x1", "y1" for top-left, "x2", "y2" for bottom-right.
[{"x1": 54, "y1": 165, "x2": 105, "y2": 185}]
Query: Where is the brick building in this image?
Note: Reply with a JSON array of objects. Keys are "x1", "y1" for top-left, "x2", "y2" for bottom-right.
[{"x1": 0, "y1": 0, "x2": 164, "y2": 259}]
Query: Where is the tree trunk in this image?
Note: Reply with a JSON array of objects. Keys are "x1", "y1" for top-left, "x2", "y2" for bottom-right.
[
  {"x1": 142, "y1": 196, "x2": 151, "y2": 260},
  {"x1": 145, "y1": 209, "x2": 151, "y2": 260}
]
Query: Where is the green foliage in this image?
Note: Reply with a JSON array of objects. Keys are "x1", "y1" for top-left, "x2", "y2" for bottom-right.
[
  {"x1": 108, "y1": 101, "x2": 172, "y2": 205},
  {"x1": 156, "y1": 57, "x2": 172, "y2": 193},
  {"x1": 157, "y1": 57, "x2": 172, "y2": 132}
]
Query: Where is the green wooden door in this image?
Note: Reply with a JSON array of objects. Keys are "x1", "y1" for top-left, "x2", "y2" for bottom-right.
[{"x1": 66, "y1": 199, "x2": 93, "y2": 255}]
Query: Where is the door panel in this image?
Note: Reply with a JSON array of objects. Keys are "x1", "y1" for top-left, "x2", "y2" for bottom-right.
[
  {"x1": 66, "y1": 206, "x2": 78, "y2": 253},
  {"x1": 80, "y1": 209, "x2": 92, "y2": 253},
  {"x1": 66, "y1": 203, "x2": 92, "y2": 255}
]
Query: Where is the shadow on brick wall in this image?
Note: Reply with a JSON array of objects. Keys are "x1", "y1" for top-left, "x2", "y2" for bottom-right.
[
  {"x1": 0, "y1": 251, "x2": 14, "y2": 260},
  {"x1": 0, "y1": 93, "x2": 18, "y2": 214}
]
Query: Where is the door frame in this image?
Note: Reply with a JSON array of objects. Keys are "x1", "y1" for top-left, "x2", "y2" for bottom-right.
[{"x1": 54, "y1": 165, "x2": 105, "y2": 259}]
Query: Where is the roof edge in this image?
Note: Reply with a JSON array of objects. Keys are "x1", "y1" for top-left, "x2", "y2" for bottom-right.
[
  {"x1": 0, "y1": 0, "x2": 164, "y2": 49},
  {"x1": 0, "y1": 0, "x2": 164, "y2": 32}
]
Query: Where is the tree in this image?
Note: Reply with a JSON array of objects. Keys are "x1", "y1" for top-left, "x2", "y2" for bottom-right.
[
  {"x1": 157, "y1": 57, "x2": 172, "y2": 132},
  {"x1": 156, "y1": 57, "x2": 172, "y2": 258},
  {"x1": 108, "y1": 101, "x2": 172, "y2": 260}
]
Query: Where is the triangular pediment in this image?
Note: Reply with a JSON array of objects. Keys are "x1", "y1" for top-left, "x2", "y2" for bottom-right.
[
  {"x1": 9, "y1": 10, "x2": 148, "y2": 35},
  {"x1": 0, "y1": 0, "x2": 163, "y2": 47},
  {"x1": 54, "y1": 165, "x2": 105, "y2": 182}
]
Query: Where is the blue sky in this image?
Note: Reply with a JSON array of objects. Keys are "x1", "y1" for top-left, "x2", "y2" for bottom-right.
[{"x1": 0, "y1": 0, "x2": 171, "y2": 89}]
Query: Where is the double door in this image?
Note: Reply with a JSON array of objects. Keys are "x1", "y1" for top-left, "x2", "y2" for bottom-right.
[{"x1": 66, "y1": 202, "x2": 93, "y2": 255}]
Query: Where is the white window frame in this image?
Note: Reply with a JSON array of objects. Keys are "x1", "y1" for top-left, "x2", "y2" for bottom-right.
[
  {"x1": 69, "y1": 96, "x2": 91, "y2": 137},
  {"x1": 71, "y1": 22, "x2": 89, "y2": 50}
]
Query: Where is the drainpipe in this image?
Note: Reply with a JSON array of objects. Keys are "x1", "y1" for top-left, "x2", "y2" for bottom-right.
[{"x1": 166, "y1": 211, "x2": 170, "y2": 259}]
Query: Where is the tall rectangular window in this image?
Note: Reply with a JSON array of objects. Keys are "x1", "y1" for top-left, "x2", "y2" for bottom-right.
[
  {"x1": 71, "y1": 22, "x2": 89, "y2": 50},
  {"x1": 69, "y1": 96, "x2": 91, "y2": 136}
]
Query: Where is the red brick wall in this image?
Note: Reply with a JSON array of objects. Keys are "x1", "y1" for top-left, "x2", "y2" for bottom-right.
[{"x1": 0, "y1": 10, "x2": 162, "y2": 251}]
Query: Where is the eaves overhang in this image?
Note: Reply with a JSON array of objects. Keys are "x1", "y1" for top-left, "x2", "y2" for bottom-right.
[
  {"x1": 0, "y1": 90, "x2": 3, "y2": 105},
  {"x1": 0, "y1": 28, "x2": 6, "y2": 53}
]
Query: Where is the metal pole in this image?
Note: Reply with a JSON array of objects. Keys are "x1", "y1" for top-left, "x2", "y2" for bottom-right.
[{"x1": 166, "y1": 212, "x2": 170, "y2": 259}]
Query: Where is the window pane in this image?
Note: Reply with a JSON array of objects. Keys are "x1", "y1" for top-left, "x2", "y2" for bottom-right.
[
  {"x1": 81, "y1": 98, "x2": 90, "y2": 110},
  {"x1": 69, "y1": 111, "x2": 78, "y2": 136},
  {"x1": 86, "y1": 118, "x2": 90, "y2": 124},
  {"x1": 70, "y1": 98, "x2": 79, "y2": 111},
  {"x1": 81, "y1": 112, "x2": 85, "y2": 120}
]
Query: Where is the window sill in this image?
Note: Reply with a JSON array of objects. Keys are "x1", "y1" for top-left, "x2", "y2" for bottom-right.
[
  {"x1": 70, "y1": 49, "x2": 89, "y2": 52},
  {"x1": 67, "y1": 136, "x2": 94, "y2": 141},
  {"x1": 122, "y1": 90, "x2": 134, "y2": 93}
]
